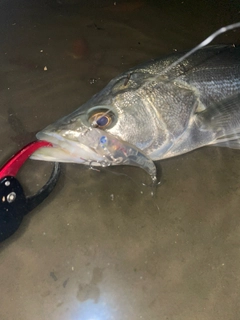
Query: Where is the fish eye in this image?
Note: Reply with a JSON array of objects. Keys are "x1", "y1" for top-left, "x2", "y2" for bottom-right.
[
  {"x1": 96, "y1": 115, "x2": 108, "y2": 126},
  {"x1": 88, "y1": 111, "x2": 113, "y2": 129}
]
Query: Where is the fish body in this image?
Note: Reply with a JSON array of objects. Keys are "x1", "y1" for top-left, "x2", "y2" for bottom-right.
[{"x1": 31, "y1": 45, "x2": 240, "y2": 180}]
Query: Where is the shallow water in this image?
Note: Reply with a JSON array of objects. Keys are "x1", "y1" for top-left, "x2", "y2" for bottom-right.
[{"x1": 1, "y1": 1, "x2": 240, "y2": 319}]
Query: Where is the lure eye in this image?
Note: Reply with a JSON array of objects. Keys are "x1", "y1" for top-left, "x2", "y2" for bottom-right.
[{"x1": 89, "y1": 111, "x2": 113, "y2": 129}]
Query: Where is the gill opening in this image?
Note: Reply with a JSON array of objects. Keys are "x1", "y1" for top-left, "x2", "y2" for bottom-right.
[{"x1": 159, "y1": 22, "x2": 240, "y2": 77}]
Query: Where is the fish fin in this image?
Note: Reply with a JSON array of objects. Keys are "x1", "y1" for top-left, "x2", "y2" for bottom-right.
[
  {"x1": 198, "y1": 93, "x2": 240, "y2": 146},
  {"x1": 211, "y1": 132, "x2": 240, "y2": 149},
  {"x1": 162, "y1": 94, "x2": 240, "y2": 159},
  {"x1": 212, "y1": 139, "x2": 240, "y2": 149}
]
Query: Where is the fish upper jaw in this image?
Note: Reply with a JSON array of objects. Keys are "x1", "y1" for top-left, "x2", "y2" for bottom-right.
[{"x1": 30, "y1": 130, "x2": 107, "y2": 165}]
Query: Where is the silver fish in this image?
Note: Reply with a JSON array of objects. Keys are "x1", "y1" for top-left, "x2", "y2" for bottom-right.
[{"x1": 31, "y1": 32, "x2": 240, "y2": 182}]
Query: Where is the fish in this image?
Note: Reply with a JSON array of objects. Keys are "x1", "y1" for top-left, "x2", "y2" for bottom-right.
[{"x1": 31, "y1": 24, "x2": 240, "y2": 184}]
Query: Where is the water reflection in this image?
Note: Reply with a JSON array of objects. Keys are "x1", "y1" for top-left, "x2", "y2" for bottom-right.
[{"x1": 72, "y1": 300, "x2": 113, "y2": 320}]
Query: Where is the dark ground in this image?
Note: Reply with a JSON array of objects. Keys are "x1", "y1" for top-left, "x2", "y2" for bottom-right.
[{"x1": 1, "y1": 1, "x2": 240, "y2": 319}]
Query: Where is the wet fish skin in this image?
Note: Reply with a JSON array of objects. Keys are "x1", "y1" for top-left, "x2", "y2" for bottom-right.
[{"x1": 31, "y1": 45, "x2": 240, "y2": 175}]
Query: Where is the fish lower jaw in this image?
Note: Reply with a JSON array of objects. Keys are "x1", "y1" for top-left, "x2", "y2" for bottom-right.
[
  {"x1": 30, "y1": 146, "x2": 107, "y2": 165},
  {"x1": 30, "y1": 149, "x2": 87, "y2": 163}
]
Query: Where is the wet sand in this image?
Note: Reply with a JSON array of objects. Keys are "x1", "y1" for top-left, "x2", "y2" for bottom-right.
[{"x1": 1, "y1": 1, "x2": 240, "y2": 319}]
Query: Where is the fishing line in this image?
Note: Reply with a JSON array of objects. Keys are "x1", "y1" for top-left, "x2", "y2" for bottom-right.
[
  {"x1": 94, "y1": 165, "x2": 157, "y2": 191},
  {"x1": 160, "y1": 22, "x2": 240, "y2": 76},
  {"x1": 100, "y1": 166, "x2": 162, "y2": 197},
  {"x1": 96, "y1": 166, "x2": 144, "y2": 187}
]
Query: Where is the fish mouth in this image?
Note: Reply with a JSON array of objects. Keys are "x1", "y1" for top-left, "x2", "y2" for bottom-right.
[
  {"x1": 31, "y1": 127, "x2": 157, "y2": 183},
  {"x1": 30, "y1": 131, "x2": 106, "y2": 165}
]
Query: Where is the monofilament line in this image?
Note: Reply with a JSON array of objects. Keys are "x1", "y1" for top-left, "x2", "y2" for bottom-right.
[{"x1": 160, "y1": 22, "x2": 240, "y2": 76}]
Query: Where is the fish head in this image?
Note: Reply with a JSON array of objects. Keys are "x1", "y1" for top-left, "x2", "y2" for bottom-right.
[{"x1": 31, "y1": 74, "x2": 162, "y2": 182}]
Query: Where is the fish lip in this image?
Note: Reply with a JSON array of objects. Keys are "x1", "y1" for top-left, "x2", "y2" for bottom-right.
[{"x1": 36, "y1": 131, "x2": 67, "y2": 148}]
